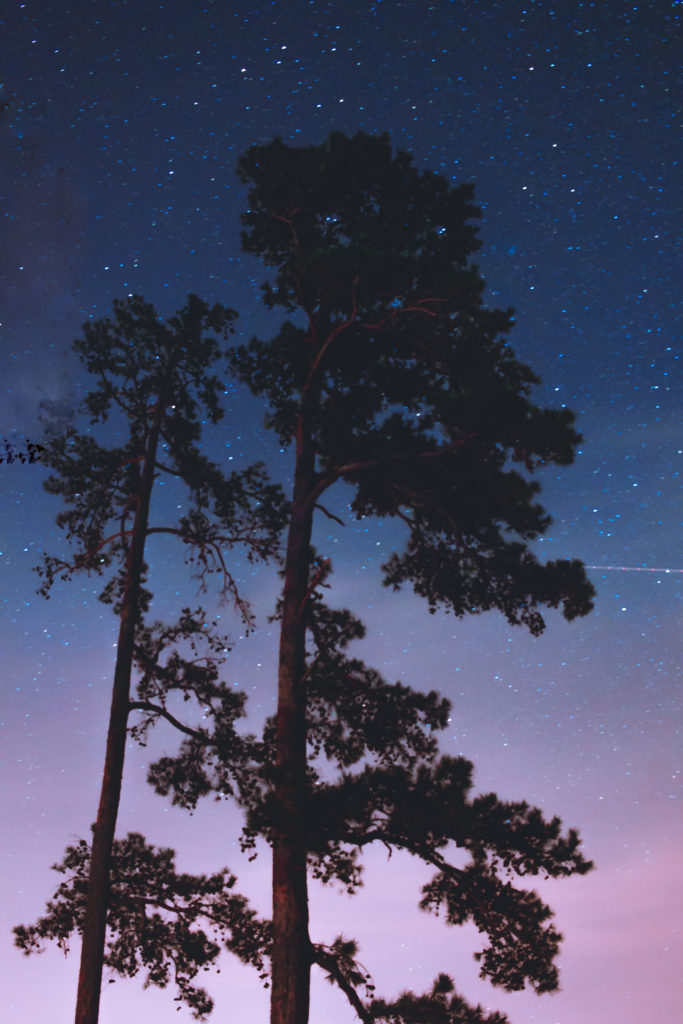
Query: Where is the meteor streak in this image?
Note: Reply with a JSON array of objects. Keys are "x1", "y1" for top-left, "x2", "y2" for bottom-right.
[{"x1": 586, "y1": 565, "x2": 683, "y2": 574}]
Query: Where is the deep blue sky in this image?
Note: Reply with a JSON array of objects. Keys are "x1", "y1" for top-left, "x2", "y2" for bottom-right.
[{"x1": 1, "y1": 2, "x2": 680, "y2": 1022}]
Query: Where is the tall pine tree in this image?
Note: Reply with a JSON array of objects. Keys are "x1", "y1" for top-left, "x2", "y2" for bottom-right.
[
  {"x1": 230, "y1": 131, "x2": 595, "y2": 1024},
  {"x1": 27, "y1": 294, "x2": 286, "y2": 1024}
]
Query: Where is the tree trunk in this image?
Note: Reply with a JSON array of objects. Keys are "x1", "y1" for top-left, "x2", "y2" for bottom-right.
[
  {"x1": 271, "y1": 404, "x2": 316, "y2": 1024},
  {"x1": 74, "y1": 410, "x2": 164, "y2": 1024}
]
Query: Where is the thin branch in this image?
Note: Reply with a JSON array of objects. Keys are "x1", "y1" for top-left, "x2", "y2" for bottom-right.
[
  {"x1": 296, "y1": 557, "x2": 331, "y2": 621},
  {"x1": 311, "y1": 945, "x2": 373, "y2": 1024},
  {"x1": 154, "y1": 460, "x2": 184, "y2": 477},
  {"x1": 387, "y1": 491, "x2": 416, "y2": 530},
  {"x1": 144, "y1": 526, "x2": 252, "y2": 618},
  {"x1": 97, "y1": 369, "x2": 128, "y2": 415},
  {"x1": 307, "y1": 276, "x2": 360, "y2": 384},
  {"x1": 128, "y1": 700, "x2": 210, "y2": 744},
  {"x1": 47, "y1": 528, "x2": 134, "y2": 576},
  {"x1": 314, "y1": 503, "x2": 346, "y2": 527},
  {"x1": 116, "y1": 891, "x2": 256, "y2": 939},
  {"x1": 335, "y1": 827, "x2": 457, "y2": 880},
  {"x1": 271, "y1": 209, "x2": 301, "y2": 248},
  {"x1": 309, "y1": 289, "x2": 445, "y2": 386},
  {"x1": 358, "y1": 295, "x2": 446, "y2": 332}
]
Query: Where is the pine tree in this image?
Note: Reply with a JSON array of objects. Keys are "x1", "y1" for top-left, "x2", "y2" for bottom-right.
[
  {"x1": 23, "y1": 294, "x2": 286, "y2": 1024},
  {"x1": 229, "y1": 130, "x2": 595, "y2": 1024}
]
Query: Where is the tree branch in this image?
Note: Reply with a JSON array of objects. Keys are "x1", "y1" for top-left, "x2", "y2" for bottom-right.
[
  {"x1": 306, "y1": 434, "x2": 477, "y2": 511},
  {"x1": 311, "y1": 944, "x2": 373, "y2": 1024},
  {"x1": 358, "y1": 295, "x2": 446, "y2": 332},
  {"x1": 314, "y1": 503, "x2": 346, "y2": 527},
  {"x1": 334, "y1": 827, "x2": 453, "y2": 875},
  {"x1": 128, "y1": 700, "x2": 210, "y2": 744},
  {"x1": 271, "y1": 209, "x2": 301, "y2": 248},
  {"x1": 333, "y1": 435, "x2": 475, "y2": 480},
  {"x1": 145, "y1": 526, "x2": 252, "y2": 619},
  {"x1": 47, "y1": 528, "x2": 134, "y2": 576},
  {"x1": 308, "y1": 276, "x2": 360, "y2": 384},
  {"x1": 297, "y1": 557, "x2": 332, "y2": 620},
  {"x1": 154, "y1": 460, "x2": 184, "y2": 477}
]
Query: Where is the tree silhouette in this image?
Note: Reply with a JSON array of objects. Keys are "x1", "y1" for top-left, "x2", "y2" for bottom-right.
[
  {"x1": 227, "y1": 130, "x2": 594, "y2": 1023},
  {"x1": 20, "y1": 294, "x2": 286, "y2": 1024}
]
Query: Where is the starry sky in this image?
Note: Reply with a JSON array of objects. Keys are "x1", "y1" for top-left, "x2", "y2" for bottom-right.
[{"x1": 1, "y1": 1, "x2": 680, "y2": 1022}]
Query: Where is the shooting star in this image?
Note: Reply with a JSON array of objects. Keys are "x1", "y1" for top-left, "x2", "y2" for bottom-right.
[{"x1": 585, "y1": 565, "x2": 683, "y2": 574}]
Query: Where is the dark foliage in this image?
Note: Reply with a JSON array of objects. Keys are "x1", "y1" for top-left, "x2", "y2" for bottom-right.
[
  {"x1": 233, "y1": 131, "x2": 595, "y2": 634},
  {"x1": 229, "y1": 131, "x2": 595, "y2": 1019},
  {"x1": 36, "y1": 293, "x2": 287, "y2": 615},
  {"x1": 129, "y1": 608, "x2": 265, "y2": 811},
  {"x1": 14, "y1": 833, "x2": 270, "y2": 1020},
  {"x1": 368, "y1": 973, "x2": 511, "y2": 1024},
  {"x1": 136, "y1": 572, "x2": 592, "y2": 1019}
]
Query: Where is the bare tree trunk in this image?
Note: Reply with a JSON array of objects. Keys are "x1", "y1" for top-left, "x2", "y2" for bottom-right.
[
  {"x1": 74, "y1": 410, "x2": 164, "y2": 1024},
  {"x1": 270, "y1": 406, "x2": 316, "y2": 1024}
]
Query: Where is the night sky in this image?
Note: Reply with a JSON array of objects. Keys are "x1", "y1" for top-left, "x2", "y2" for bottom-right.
[{"x1": 1, "y1": 2, "x2": 680, "y2": 1022}]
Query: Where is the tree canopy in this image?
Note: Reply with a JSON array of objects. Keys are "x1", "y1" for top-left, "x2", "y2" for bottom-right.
[
  {"x1": 231, "y1": 134, "x2": 594, "y2": 1021},
  {"x1": 233, "y1": 131, "x2": 594, "y2": 634}
]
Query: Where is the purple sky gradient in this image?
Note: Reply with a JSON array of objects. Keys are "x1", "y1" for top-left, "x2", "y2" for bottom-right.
[{"x1": 1, "y1": 2, "x2": 680, "y2": 1022}]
